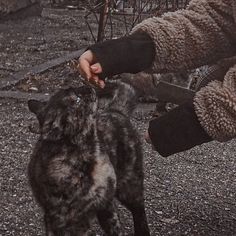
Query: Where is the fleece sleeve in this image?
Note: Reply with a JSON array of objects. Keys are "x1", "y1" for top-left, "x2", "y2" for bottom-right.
[
  {"x1": 132, "y1": 0, "x2": 236, "y2": 73},
  {"x1": 194, "y1": 63, "x2": 236, "y2": 142}
]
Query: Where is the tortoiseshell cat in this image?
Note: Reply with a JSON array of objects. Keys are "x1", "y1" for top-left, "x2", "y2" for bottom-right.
[{"x1": 28, "y1": 82, "x2": 150, "y2": 236}]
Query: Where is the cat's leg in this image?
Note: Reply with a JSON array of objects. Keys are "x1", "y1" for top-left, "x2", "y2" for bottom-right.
[
  {"x1": 97, "y1": 201, "x2": 123, "y2": 236},
  {"x1": 44, "y1": 213, "x2": 91, "y2": 236},
  {"x1": 44, "y1": 214, "x2": 54, "y2": 236},
  {"x1": 117, "y1": 182, "x2": 150, "y2": 236},
  {"x1": 119, "y1": 198, "x2": 150, "y2": 236}
]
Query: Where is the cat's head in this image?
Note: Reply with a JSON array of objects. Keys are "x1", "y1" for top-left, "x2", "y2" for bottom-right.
[{"x1": 28, "y1": 86, "x2": 97, "y2": 141}]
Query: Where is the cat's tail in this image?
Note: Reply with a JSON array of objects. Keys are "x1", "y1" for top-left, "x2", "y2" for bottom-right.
[{"x1": 107, "y1": 81, "x2": 137, "y2": 116}]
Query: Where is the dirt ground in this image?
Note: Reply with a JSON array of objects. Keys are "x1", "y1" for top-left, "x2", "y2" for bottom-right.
[
  {"x1": 0, "y1": 9, "x2": 236, "y2": 236},
  {"x1": 0, "y1": 9, "x2": 89, "y2": 80}
]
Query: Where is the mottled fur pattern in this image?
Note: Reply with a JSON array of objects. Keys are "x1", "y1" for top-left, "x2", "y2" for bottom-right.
[{"x1": 28, "y1": 82, "x2": 150, "y2": 236}]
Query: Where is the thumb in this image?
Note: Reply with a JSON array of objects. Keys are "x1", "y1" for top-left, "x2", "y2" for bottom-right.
[{"x1": 91, "y1": 63, "x2": 103, "y2": 74}]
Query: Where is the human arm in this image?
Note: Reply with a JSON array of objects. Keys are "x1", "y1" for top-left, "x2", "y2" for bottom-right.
[
  {"x1": 148, "y1": 101, "x2": 212, "y2": 157},
  {"x1": 148, "y1": 59, "x2": 236, "y2": 157},
  {"x1": 78, "y1": 32, "x2": 155, "y2": 86},
  {"x1": 132, "y1": 0, "x2": 236, "y2": 72},
  {"x1": 79, "y1": 0, "x2": 236, "y2": 83}
]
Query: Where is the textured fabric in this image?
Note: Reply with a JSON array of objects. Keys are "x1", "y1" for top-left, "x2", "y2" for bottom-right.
[
  {"x1": 87, "y1": 0, "x2": 236, "y2": 143},
  {"x1": 194, "y1": 64, "x2": 236, "y2": 141},
  {"x1": 132, "y1": 0, "x2": 236, "y2": 73},
  {"x1": 88, "y1": 32, "x2": 155, "y2": 79},
  {"x1": 132, "y1": 0, "x2": 236, "y2": 141},
  {"x1": 148, "y1": 102, "x2": 212, "y2": 157}
]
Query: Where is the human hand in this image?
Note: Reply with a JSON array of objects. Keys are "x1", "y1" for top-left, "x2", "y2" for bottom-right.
[
  {"x1": 78, "y1": 50, "x2": 105, "y2": 88},
  {"x1": 144, "y1": 131, "x2": 152, "y2": 144}
]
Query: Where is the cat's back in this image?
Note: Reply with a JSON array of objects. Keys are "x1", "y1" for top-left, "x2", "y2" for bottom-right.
[
  {"x1": 97, "y1": 110, "x2": 142, "y2": 168},
  {"x1": 97, "y1": 81, "x2": 139, "y2": 146}
]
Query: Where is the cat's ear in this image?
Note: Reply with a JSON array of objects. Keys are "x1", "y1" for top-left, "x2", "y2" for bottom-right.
[{"x1": 28, "y1": 100, "x2": 46, "y2": 118}]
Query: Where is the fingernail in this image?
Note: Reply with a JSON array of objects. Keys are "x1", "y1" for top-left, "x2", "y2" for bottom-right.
[{"x1": 99, "y1": 81, "x2": 105, "y2": 88}]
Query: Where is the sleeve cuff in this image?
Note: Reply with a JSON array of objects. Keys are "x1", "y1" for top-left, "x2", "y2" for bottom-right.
[
  {"x1": 148, "y1": 101, "x2": 212, "y2": 157},
  {"x1": 88, "y1": 32, "x2": 155, "y2": 79}
]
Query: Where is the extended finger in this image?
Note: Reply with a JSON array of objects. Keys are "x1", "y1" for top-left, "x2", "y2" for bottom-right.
[
  {"x1": 93, "y1": 75, "x2": 100, "y2": 84},
  {"x1": 98, "y1": 80, "x2": 105, "y2": 88},
  {"x1": 79, "y1": 59, "x2": 92, "y2": 80},
  {"x1": 91, "y1": 63, "x2": 103, "y2": 74},
  {"x1": 144, "y1": 131, "x2": 152, "y2": 144}
]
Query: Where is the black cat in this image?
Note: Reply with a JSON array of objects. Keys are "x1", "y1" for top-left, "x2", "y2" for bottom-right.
[{"x1": 28, "y1": 82, "x2": 150, "y2": 236}]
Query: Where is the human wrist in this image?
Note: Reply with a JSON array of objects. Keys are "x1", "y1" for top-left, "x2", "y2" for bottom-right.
[
  {"x1": 88, "y1": 32, "x2": 155, "y2": 78},
  {"x1": 148, "y1": 102, "x2": 212, "y2": 157}
]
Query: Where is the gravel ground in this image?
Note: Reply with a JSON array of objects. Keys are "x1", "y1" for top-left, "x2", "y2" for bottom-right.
[
  {"x1": 1, "y1": 98, "x2": 236, "y2": 236},
  {"x1": 0, "y1": 10, "x2": 90, "y2": 80},
  {"x1": 0, "y1": 8, "x2": 128, "y2": 81}
]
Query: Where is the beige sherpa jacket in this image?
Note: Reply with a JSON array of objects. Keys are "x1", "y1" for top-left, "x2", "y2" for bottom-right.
[{"x1": 132, "y1": 0, "x2": 236, "y2": 142}]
